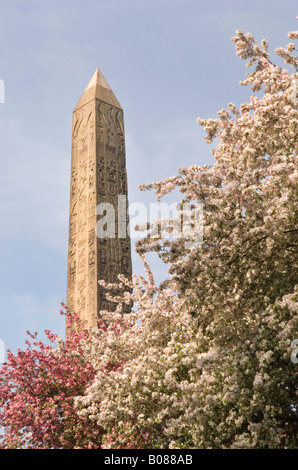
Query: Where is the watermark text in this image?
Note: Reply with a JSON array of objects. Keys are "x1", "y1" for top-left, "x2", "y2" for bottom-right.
[
  {"x1": 0, "y1": 339, "x2": 5, "y2": 363},
  {"x1": 95, "y1": 196, "x2": 203, "y2": 249},
  {"x1": 0, "y1": 79, "x2": 5, "y2": 103}
]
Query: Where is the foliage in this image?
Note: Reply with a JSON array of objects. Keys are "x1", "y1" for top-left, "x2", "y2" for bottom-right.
[
  {"x1": 0, "y1": 307, "x2": 103, "y2": 448},
  {"x1": 78, "y1": 25, "x2": 298, "y2": 449}
]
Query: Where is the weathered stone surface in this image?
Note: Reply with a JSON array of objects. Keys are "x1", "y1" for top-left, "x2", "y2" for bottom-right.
[{"x1": 67, "y1": 68, "x2": 132, "y2": 328}]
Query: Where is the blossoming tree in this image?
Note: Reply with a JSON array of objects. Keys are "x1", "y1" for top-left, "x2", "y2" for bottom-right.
[
  {"x1": 77, "y1": 25, "x2": 298, "y2": 448},
  {"x1": 0, "y1": 308, "x2": 103, "y2": 448}
]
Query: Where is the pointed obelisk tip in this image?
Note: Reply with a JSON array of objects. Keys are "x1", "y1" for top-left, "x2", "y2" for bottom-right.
[
  {"x1": 74, "y1": 67, "x2": 122, "y2": 110},
  {"x1": 85, "y1": 67, "x2": 111, "y2": 92}
]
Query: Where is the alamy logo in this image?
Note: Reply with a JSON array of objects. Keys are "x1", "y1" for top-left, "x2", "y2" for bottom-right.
[
  {"x1": 95, "y1": 196, "x2": 204, "y2": 249},
  {"x1": 291, "y1": 339, "x2": 298, "y2": 364},
  {"x1": 0, "y1": 339, "x2": 5, "y2": 363},
  {"x1": 0, "y1": 79, "x2": 5, "y2": 103},
  {"x1": 290, "y1": 78, "x2": 298, "y2": 108}
]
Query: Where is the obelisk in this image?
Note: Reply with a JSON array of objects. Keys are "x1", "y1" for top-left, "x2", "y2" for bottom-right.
[{"x1": 67, "y1": 68, "x2": 132, "y2": 328}]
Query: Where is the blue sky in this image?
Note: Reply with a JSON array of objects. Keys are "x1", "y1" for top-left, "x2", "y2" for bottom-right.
[{"x1": 0, "y1": 0, "x2": 297, "y2": 358}]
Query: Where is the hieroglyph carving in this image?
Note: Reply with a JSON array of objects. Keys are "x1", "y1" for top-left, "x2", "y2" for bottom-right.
[{"x1": 67, "y1": 71, "x2": 132, "y2": 328}]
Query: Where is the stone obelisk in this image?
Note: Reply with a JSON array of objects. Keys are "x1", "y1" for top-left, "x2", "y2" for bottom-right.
[{"x1": 67, "y1": 68, "x2": 132, "y2": 328}]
